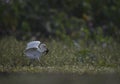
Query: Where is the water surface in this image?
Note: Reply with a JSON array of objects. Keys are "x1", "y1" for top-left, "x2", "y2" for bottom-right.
[{"x1": 0, "y1": 72, "x2": 120, "y2": 84}]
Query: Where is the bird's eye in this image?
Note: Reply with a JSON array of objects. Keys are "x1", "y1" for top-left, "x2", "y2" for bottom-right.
[{"x1": 44, "y1": 45, "x2": 46, "y2": 48}]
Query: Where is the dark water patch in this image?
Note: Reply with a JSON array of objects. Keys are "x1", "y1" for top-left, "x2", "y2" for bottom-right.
[{"x1": 0, "y1": 72, "x2": 120, "y2": 84}]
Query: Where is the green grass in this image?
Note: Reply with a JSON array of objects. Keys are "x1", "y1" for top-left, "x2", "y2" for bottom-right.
[{"x1": 0, "y1": 36, "x2": 120, "y2": 73}]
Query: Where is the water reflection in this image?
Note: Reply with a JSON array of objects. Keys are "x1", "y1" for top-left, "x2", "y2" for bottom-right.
[{"x1": 0, "y1": 72, "x2": 120, "y2": 84}]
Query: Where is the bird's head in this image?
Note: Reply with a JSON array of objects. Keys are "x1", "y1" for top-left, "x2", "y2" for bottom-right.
[{"x1": 39, "y1": 43, "x2": 49, "y2": 55}]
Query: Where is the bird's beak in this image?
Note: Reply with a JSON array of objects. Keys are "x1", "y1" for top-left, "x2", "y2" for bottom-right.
[{"x1": 45, "y1": 48, "x2": 49, "y2": 55}]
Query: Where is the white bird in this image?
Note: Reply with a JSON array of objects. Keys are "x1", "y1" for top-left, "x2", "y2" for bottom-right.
[{"x1": 24, "y1": 41, "x2": 48, "y2": 61}]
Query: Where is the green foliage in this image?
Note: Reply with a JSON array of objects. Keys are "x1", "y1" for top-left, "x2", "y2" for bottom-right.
[
  {"x1": 0, "y1": 37, "x2": 27, "y2": 67},
  {"x1": 75, "y1": 49, "x2": 96, "y2": 65},
  {"x1": 0, "y1": 0, "x2": 120, "y2": 42},
  {"x1": 0, "y1": 37, "x2": 120, "y2": 72}
]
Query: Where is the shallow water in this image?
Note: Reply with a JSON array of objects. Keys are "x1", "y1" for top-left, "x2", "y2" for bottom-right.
[{"x1": 0, "y1": 72, "x2": 120, "y2": 84}]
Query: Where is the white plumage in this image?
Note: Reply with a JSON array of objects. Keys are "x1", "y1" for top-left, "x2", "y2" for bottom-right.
[{"x1": 24, "y1": 41, "x2": 48, "y2": 61}]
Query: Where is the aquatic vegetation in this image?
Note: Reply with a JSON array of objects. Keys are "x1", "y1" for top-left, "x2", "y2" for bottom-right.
[{"x1": 0, "y1": 37, "x2": 120, "y2": 73}]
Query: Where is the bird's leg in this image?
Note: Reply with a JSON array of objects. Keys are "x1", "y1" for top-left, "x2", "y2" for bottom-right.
[
  {"x1": 28, "y1": 59, "x2": 32, "y2": 66},
  {"x1": 28, "y1": 59, "x2": 35, "y2": 66},
  {"x1": 37, "y1": 57, "x2": 40, "y2": 62},
  {"x1": 37, "y1": 57, "x2": 43, "y2": 66}
]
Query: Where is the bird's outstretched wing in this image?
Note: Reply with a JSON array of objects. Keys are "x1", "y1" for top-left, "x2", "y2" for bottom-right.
[{"x1": 26, "y1": 41, "x2": 41, "y2": 50}]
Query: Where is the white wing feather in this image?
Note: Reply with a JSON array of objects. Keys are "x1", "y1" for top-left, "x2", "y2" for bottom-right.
[
  {"x1": 26, "y1": 41, "x2": 41, "y2": 50},
  {"x1": 24, "y1": 41, "x2": 41, "y2": 60}
]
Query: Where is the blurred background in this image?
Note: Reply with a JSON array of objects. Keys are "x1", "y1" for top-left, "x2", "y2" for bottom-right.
[{"x1": 0, "y1": 0, "x2": 120, "y2": 42}]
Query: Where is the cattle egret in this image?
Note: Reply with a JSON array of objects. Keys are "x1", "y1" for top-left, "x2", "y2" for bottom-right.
[{"x1": 24, "y1": 41, "x2": 48, "y2": 61}]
